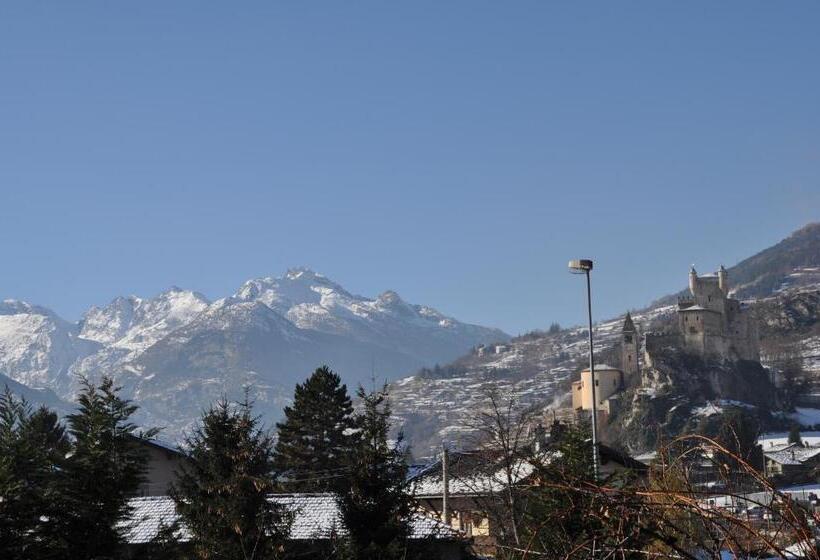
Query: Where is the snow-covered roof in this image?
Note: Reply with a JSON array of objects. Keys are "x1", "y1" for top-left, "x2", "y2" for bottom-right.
[
  {"x1": 122, "y1": 494, "x2": 459, "y2": 545},
  {"x1": 764, "y1": 447, "x2": 820, "y2": 466},
  {"x1": 409, "y1": 451, "x2": 537, "y2": 497},
  {"x1": 632, "y1": 451, "x2": 658, "y2": 465}
]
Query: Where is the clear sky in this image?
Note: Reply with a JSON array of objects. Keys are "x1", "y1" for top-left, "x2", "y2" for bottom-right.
[{"x1": 1, "y1": 2, "x2": 818, "y2": 334}]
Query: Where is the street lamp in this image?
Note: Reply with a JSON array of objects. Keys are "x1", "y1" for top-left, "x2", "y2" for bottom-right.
[{"x1": 568, "y1": 258, "x2": 600, "y2": 480}]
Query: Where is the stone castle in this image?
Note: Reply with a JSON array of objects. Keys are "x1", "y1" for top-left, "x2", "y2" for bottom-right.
[
  {"x1": 572, "y1": 265, "x2": 760, "y2": 414},
  {"x1": 676, "y1": 265, "x2": 759, "y2": 362}
]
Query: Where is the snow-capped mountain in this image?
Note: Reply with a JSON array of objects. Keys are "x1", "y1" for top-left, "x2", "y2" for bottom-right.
[
  {"x1": 0, "y1": 270, "x2": 508, "y2": 439},
  {"x1": 0, "y1": 300, "x2": 98, "y2": 393},
  {"x1": 232, "y1": 268, "x2": 503, "y2": 362}
]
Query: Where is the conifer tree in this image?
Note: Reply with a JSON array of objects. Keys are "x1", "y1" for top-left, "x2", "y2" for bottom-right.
[
  {"x1": 274, "y1": 365, "x2": 357, "y2": 493},
  {"x1": 0, "y1": 389, "x2": 70, "y2": 559},
  {"x1": 171, "y1": 395, "x2": 291, "y2": 560},
  {"x1": 337, "y1": 385, "x2": 412, "y2": 560},
  {"x1": 56, "y1": 376, "x2": 156, "y2": 560}
]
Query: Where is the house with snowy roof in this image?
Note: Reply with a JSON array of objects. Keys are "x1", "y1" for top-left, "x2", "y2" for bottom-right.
[
  {"x1": 763, "y1": 444, "x2": 820, "y2": 484},
  {"x1": 121, "y1": 493, "x2": 465, "y2": 558}
]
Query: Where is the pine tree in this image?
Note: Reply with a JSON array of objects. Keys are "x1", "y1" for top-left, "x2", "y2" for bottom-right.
[
  {"x1": 337, "y1": 385, "x2": 412, "y2": 560},
  {"x1": 56, "y1": 376, "x2": 157, "y2": 560},
  {"x1": 171, "y1": 395, "x2": 291, "y2": 560},
  {"x1": 0, "y1": 389, "x2": 70, "y2": 559},
  {"x1": 274, "y1": 365, "x2": 358, "y2": 493},
  {"x1": 789, "y1": 424, "x2": 803, "y2": 446}
]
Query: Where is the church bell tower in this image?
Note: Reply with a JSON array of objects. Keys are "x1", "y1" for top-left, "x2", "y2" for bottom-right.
[{"x1": 621, "y1": 312, "x2": 639, "y2": 378}]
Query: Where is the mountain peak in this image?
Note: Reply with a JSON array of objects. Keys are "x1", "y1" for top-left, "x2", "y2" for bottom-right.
[
  {"x1": 285, "y1": 267, "x2": 322, "y2": 281},
  {"x1": 376, "y1": 290, "x2": 404, "y2": 305}
]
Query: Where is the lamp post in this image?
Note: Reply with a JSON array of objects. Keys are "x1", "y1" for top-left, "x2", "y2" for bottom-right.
[{"x1": 568, "y1": 258, "x2": 600, "y2": 480}]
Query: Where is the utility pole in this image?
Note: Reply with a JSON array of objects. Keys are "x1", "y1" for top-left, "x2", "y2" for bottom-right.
[{"x1": 441, "y1": 443, "x2": 450, "y2": 527}]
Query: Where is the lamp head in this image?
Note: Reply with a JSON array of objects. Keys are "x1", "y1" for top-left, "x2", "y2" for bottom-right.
[{"x1": 568, "y1": 259, "x2": 593, "y2": 274}]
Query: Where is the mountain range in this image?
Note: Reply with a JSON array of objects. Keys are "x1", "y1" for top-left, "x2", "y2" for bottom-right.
[
  {"x1": 3, "y1": 224, "x2": 818, "y2": 452},
  {"x1": 0, "y1": 268, "x2": 508, "y2": 438}
]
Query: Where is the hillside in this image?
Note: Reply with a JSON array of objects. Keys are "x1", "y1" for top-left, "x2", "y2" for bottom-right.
[
  {"x1": 0, "y1": 269, "x2": 507, "y2": 439},
  {"x1": 391, "y1": 223, "x2": 820, "y2": 457}
]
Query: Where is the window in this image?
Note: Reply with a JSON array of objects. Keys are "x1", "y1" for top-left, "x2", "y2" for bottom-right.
[
  {"x1": 595, "y1": 380, "x2": 599, "y2": 386},
  {"x1": 624, "y1": 335, "x2": 632, "y2": 343}
]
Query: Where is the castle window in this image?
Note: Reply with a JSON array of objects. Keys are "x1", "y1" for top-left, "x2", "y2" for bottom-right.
[
  {"x1": 595, "y1": 380, "x2": 599, "y2": 386},
  {"x1": 624, "y1": 335, "x2": 632, "y2": 343}
]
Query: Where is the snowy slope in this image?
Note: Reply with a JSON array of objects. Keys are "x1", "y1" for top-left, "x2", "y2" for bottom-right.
[{"x1": 0, "y1": 270, "x2": 508, "y2": 440}]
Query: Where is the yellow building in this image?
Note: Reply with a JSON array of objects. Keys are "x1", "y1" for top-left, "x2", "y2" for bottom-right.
[{"x1": 571, "y1": 365, "x2": 624, "y2": 412}]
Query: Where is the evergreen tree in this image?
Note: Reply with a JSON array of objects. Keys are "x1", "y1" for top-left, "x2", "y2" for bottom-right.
[
  {"x1": 337, "y1": 385, "x2": 412, "y2": 560},
  {"x1": 171, "y1": 395, "x2": 291, "y2": 560},
  {"x1": 789, "y1": 424, "x2": 803, "y2": 445},
  {"x1": 274, "y1": 365, "x2": 358, "y2": 493},
  {"x1": 57, "y1": 376, "x2": 156, "y2": 560},
  {"x1": 0, "y1": 389, "x2": 70, "y2": 560}
]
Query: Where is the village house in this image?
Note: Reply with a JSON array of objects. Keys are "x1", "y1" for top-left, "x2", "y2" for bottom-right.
[
  {"x1": 131, "y1": 436, "x2": 190, "y2": 496},
  {"x1": 763, "y1": 444, "x2": 820, "y2": 484}
]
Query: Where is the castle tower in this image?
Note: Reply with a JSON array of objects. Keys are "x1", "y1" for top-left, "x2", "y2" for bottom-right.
[
  {"x1": 718, "y1": 265, "x2": 728, "y2": 296},
  {"x1": 689, "y1": 265, "x2": 698, "y2": 295},
  {"x1": 621, "y1": 312, "x2": 639, "y2": 377}
]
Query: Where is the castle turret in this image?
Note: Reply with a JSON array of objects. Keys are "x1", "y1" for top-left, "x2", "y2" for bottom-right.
[
  {"x1": 718, "y1": 265, "x2": 728, "y2": 296},
  {"x1": 689, "y1": 265, "x2": 698, "y2": 295},
  {"x1": 621, "y1": 312, "x2": 639, "y2": 378}
]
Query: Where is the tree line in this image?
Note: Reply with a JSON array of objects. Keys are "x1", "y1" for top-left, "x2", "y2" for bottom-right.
[
  {"x1": 0, "y1": 366, "x2": 414, "y2": 560},
  {"x1": 5, "y1": 366, "x2": 820, "y2": 559}
]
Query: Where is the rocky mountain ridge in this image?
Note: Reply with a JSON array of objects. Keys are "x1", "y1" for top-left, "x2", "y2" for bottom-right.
[{"x1": 0, "y1": 268, "x2": 508, "y2": 438}]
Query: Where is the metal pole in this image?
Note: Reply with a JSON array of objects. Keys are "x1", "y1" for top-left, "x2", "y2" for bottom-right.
[
  {"x1": 585, "y1": 270, "x2": 600, "y2": 481},
  {"x1": 441, "y1": 444, "x2": 449, "y2": 526}
]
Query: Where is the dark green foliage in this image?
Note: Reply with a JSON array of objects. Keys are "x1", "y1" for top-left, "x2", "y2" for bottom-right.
[
  {"x1": 337, "y1": 385, "x2": 413, "y2": 560},
  {"x1": 519, "y1": 421, "x2": 597, "y2": 556},
  {"x1": 789, "y1": 424, "x2": 803, "y2": 445},
  {"x1": 141, "y1": 520, "x2": 188, "y2": 560},
  {"x1": 520, "y1": 422, "x2": 651, "y2": 559},
  {"x1": 171, "y1": 395, "x2": 291, "y2": 560},
  {"x1": 715, "y1": 408, "x2": 762, "y2": 463},
  {"x1": 56, "y1": 376, "x2": 157, "y2": 560},
  {"x1": 0, "y1": 388, "x2": 70, "y2": 559},
  {"x1": 274, "y1": 366, "x2": 357, "y2": 493}
]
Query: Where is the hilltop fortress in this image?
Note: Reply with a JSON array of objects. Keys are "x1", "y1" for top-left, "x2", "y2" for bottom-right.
[
  {"x1": 573, "y1": 265, "x2": 760, "y2": 415},
  {"x1": 647, "y1": 265, "x2": 759, "y2": 363}
]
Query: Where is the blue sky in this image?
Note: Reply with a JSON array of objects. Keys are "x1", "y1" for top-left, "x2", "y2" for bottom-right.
[{"x1": 1, "y1": 2, "x2": 818, "y2": 334}]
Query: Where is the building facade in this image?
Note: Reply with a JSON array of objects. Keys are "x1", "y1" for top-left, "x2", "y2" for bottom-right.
[{"x1": 571, "y1": 365, "x2": 624, "y2": 414}]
